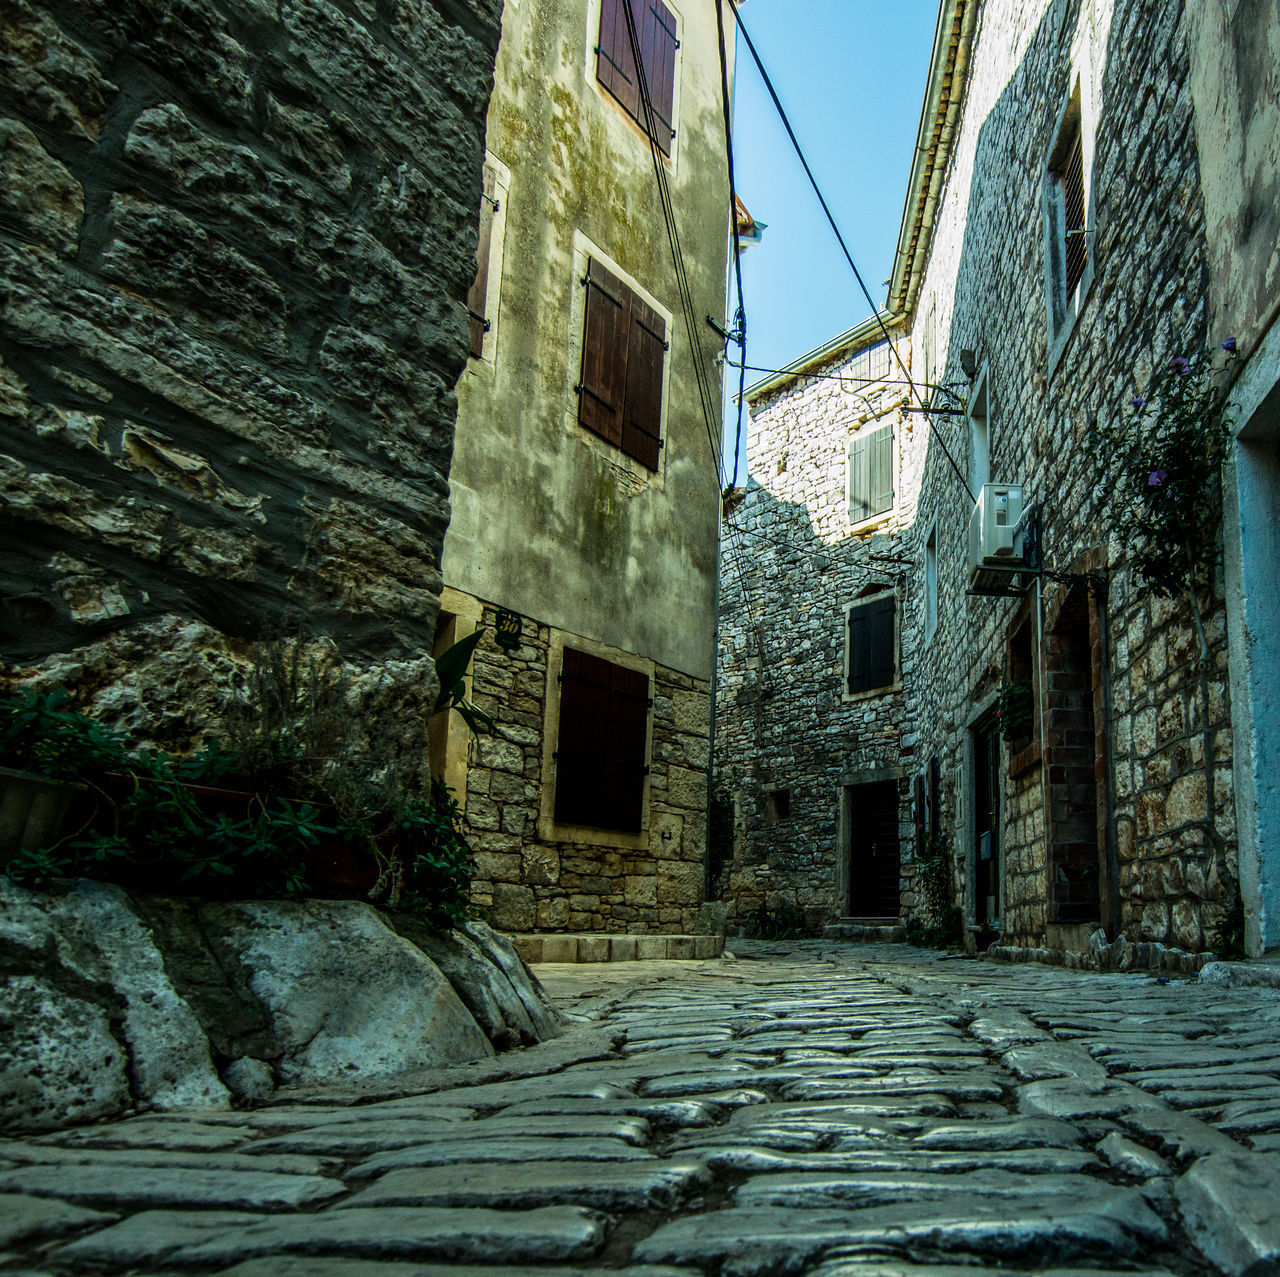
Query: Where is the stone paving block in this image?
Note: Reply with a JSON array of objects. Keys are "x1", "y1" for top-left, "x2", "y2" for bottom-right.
[
  {"x1": 35, "y1": 1118, "x2": 254, "y2": 1151},
  {"x1": 1096, "y1": 1132, "x2": 1169, "y2": 1179},
  {"x1": 1017, "y1": 1077, "x2": 1164, "y2": 1121},
  {"x1": 668, "y1": 938, "x2": 696, "y2": 960},
  {"x1": 493, "y1": 1095, "x2": 720, "y2": 1127},
  {"x1": 0, "y1": 1164, "x2": 344, "y2": 1211},
  {"x1": 694, "y1": 935, "x2": 723, "y2": 958},
  {"x1": 0, "y1": 1192, "x2": 115, "y2": 1247},
  {"x1": 348, "y1": 1136, "x2": 657, "y2": 1179},
  {"x1": 633, "y1": 1192, "x2": 1168, "y2": 1275},
  {"x1": 577, "y1": 936, "x2": 610, "y2": 963},
  {"x1": 342, "y1": 1157, "x2": 710, "y2": 1210},
  {"x1": 55, "y1": 1210, "x2": 264, "y2": 1266},
  {"x1": 636, "y1": 936, "x2": 669, "y2": 960},
  {"x1": 217, "y1": 1263, "x2": 698, "y2": 1277},
  {"x1": 610, "y1": 935, "x2": 639, "y2": 961},
  {"x1": 734, "y1": 1169, "x2": 1104, "y2": 1209},
  {"x1": 1001, "y1": 1043, "x2": 1110, "y2": 1083},
  {"x1": 539, "y1": 936, "x2": 580, "y2": 963},
  {"x1": 1120, "y1": 1107, "x2": 1241, "y2": 1160},
  {"x1": 510, "y1": 935, "x2": 543, "y2": 963},
  {"x1": 1177, "y1": 1150, "x2": 1280, "y2": 1276},
  {"x1": 0, "y1": 1141, "x2": 338, "y2": 1178}
]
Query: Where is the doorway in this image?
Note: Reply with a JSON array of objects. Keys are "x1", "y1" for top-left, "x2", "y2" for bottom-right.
[
  {"x1": 973, "y1": 720, "x2": 1000, "y2": 925},
  {"x1": 848, "y1": 779, "x2": 901, "y2": 916}
]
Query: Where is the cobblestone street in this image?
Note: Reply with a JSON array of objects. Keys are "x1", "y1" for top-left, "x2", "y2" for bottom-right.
[{"x1": 3, "y1": 942, "x2": 1280, "y2": 1275}]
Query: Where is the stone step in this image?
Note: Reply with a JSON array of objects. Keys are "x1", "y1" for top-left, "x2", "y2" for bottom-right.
[
  {"x1": 824, "y1": 920, "x2": 906, "y2": 943},
  {"x1": 512, "y1": 933, "x2": 725, "y2": 964}
]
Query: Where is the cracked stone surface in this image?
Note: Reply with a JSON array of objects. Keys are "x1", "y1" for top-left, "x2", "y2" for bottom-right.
[{"x1": 4, "y1": 939, "x2": 1280, "y2": 1273}]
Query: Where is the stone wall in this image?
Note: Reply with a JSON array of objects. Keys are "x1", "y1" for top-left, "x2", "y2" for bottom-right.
[
  {"x1": 460, "y1": 597, "x2": 710, "y2": 935},
  {"x1": 715, "y1": 326, "x2": 921, "y2": 933},
  {"x1": 904, "y1": 0, "x2": 1237, "y2": 958},
  {"x1": 0, "y1": 0, "x2": 502, "y2": 735}
]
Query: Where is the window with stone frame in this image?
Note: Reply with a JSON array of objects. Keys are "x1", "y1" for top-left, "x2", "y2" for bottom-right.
[
  {"x1": 595, "y1": 0, "x2": 678, "y2": 155},
  {"x1": 553, "y1": 646, "x2": 650, "y2": 832},
  {"x1": 1044, "y1": 83, "x2": 1093, "y2": 357},
  {"x1": 848, "y1": 422, "x2": 894, "y2": 525},
  {"x1": 466, "y1": 157, "x2": 508, "y2": 361},
  {"x1": 845, "y1": 590, "x2": 898, "y2": 696},
  {"x1": 1005, "y1": 610, "x2": 1040, "y2": 769},
  {"x1": 577, "y1": 256, "x2": 665, "y2": 471},
  {"x1": 925, "y1": 523, "x2": 938, "y2": 641}
]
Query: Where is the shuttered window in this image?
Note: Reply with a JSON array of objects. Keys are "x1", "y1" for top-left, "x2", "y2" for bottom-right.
[
  {"x1": 1059, "y1": 124, "x2": 1087, "y2": 298},
  {"x1": 596, "y1": 0, "x2": 678, "y2": 155},
  {"x1": 554, "y1": 647, "x2": 650, "y2": 833},
  {"x1": 847, "y1": 594, "x2": 897, "y2": 695},
  {"x1": 578, "y1": 257, "x2": 665, "y2": 470},
  {"x1": 848, "y1": 424, "x2": 894, "y2": 523},
  {"x1": 467, "y1": 166, "x2": 500, "y2": 358}
]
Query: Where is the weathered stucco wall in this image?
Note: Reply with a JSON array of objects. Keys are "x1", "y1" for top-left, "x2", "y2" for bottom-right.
[
  {"x1": 444, "y1": 0, "x2": 727, "y2": 683},
  {"x1": 0, "y1": 0, "x2": 502, "y2": 734}
]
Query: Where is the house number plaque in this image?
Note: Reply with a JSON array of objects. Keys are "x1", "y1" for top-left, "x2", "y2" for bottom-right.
[{"x1": 494, "y1": 609, "x2": 522, "y2": 651}]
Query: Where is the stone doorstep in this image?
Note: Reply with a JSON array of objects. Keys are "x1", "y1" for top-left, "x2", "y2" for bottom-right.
[
  {"x1": 511, "y1": 933, "x2": 724, "y2": 963},
  {"x1": 823, "y1": 920, "x2": 907, "y2": 943}
]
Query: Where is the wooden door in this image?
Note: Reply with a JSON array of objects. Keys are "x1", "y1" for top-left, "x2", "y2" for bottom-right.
[
  {"x1": 849, "y1": 780, "x2": 901, "y2": 916},
  {"x1": 974, "y1": 723, "x2": 1000, "y2": 924}
]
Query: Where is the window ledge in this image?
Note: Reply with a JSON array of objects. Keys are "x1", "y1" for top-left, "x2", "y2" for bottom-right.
[
  {"x1": 535, "y1": 816, "x2": 649, "y2": 849},
  {"x1": 842, "y1": 679, "x2": 903, "y2": 706},
  {"x1": 1009, "y1": 738, "x2": 1042, "y2": 778},
  {"x1": 848, "y1": 510, "x2": 896, "y2": 536}
]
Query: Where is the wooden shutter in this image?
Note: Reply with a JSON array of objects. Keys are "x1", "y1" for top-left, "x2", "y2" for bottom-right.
[
  {"x1": 641, "y1": 0, "x2": 678, "y2": 154},
  {"x1": 554, "y1": 647, "x2": 649, "y2": 832},
  {"x1": 597, "y1": 0, "x2": 639, "y2": 119},
  {"x1": 848, "y1": 595, "x2": 896, "y2": 694},
  {"x1": 1062, "y1": 127, "x2": 1086, "y2": 296},
  {"x1": 579, "y1": 258, "x2": 629, "y2": 447},
  {"x1": 868, "y1": 424, "x2": 894, "y2": 514},
  {"x1": 848, "y1": 433, "x2": 871, "y2": 522},
  {"x1": 622, "y1": 293, "x2": 664, "y2": 470},
  {"x1": 913, "y1": 772, "x2": 926, "y2": 857},
  {"x1": 467, "y1": 167, "x2": 497, "y2": 358},
  {"x1": 607, "y1": 663, "x2": 649, "y2": 832}
]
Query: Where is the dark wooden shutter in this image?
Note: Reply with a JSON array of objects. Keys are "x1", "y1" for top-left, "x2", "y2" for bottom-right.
[
  {"x1": 641, "y1": 0, "x2": 678, "y2": 154},
  {"x1": 607, "y1": 663, "x2": 649, "y2": 832},
  {"x1": 621, "y1": 293, "x2": 664, "y2": 470},
  {"x1": 554, "y1": 648, "x2": 649, "y2": 832},
  {"x1": 597, "y1": 0, "x2": 639, "y2": 119},
  {"x1": 849, "y1": 434, "x2": 871, "y2": 522},
  {"x1": 848, "y1": 595, "x2": 896, "y2": 694},
  {"x1": 555, "y1": 648, "x2": 611, "y2": 828},
  {"x1": 579, "y1": 258, "x2": 629, "y2": 447},
  {"x1": 868, "y1": 424, "x2": 894, "y2": 514},
  {"x1": 913, "y1": 771, "x2": 926, "y2": 858},
  {"x1": 467, "y1": 167, "x2": 497, "y2": 358},
  {"x1": 1062, "y1": 127, "x2": 1086, "y2": 296}
]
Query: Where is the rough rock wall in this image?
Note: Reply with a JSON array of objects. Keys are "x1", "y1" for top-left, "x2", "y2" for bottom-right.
[
  {"x1": 0, "y1": 0, "x2": 502, "y2": 735},
  {"x1": 715, "y1": 336, "x2": 920, "y2": 933},
  {"x1": 906, "y1": 0, "x2": 1236, "y2": 955}
]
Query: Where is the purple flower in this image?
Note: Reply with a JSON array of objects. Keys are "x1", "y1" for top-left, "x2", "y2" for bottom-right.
[
  {"x1": 1148, "y1": 469, "x2": 1168, "y2": 487},
  {"x1": 1169, "y1": 355, "x2": 1190, "y2": 374},
  {"x1": 1222, "y1": 337, "x2": 1237, "y2": 353},
  {"x1": 1131, "y1": 396, "x2": 1147, "y2": 409}
]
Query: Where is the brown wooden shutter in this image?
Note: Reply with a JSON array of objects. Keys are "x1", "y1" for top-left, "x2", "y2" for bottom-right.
[
  {"x1": 554, "y1": 648, "x2": 612, "y2": 828},
  {"x1": 607, "y1": 663, "x2": 649, "y2": 832},
  {"x1": 642, "y1": 0, "x2": 678, "y2": 154},
  {"x1": 597, "y1": 0, "x2": 639, "y2": 119},
  {"x1": 579, "y1": 258, "x2": 629, "y2": 447},
  {"x1": 1062, "y1": 127, "x2": 1086, "y2": 296},
  {"x1": 621, "y1": 293, "x2": 664, "y2": 470},
  {"x1": 848, "y1": 595, "x2": 896, "y2": 694},
  {"x1": 467, "y1": 167, "x2": 498, "y2": 358}
]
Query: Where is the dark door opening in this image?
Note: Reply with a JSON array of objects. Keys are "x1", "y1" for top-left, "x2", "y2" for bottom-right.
[
  {"x1": 848, "y1": 779, "x2": 901, "y2": 916},
  {"x1": 973, "y1": 722, "x2": 1000, "y2": 925}
]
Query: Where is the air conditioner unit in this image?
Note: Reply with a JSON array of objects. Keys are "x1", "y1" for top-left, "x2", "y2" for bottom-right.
[{"x1": 968, "y1": 483, "x2": 1026, "y2": 591}]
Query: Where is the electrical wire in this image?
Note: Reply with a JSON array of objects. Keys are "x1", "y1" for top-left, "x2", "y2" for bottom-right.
[
  {"x1": 619, "y1": 0, "x2": 725, "y2": 487},
  {"x1": 725, "y1": 0, "x2": 976, "y2": 507},
  {"x1": 714, "y1": 0, "x2": 747, "y2": 489}
]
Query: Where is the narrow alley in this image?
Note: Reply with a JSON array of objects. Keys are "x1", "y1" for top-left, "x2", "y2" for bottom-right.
[{"x1": 3, "y1": 943, "x2": 1279, "y2": 1275}]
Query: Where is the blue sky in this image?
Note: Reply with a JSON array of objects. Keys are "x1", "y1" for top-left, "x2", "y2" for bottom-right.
[{"x1": 721, "y1": 0, "x2": 940, "y2": 484}]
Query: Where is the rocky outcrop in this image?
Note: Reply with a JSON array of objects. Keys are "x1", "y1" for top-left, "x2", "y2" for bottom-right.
[{"x1": 0, "y1": 880, "x2": 561, "y2": 1133}]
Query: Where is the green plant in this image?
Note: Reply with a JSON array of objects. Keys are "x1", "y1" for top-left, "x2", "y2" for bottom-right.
[
  {"x1": 751, "y1": 898, "x2": 806, "y2": 940},
  {"x1": 0, "y1": 687, "x2": 130, "y2": 779},
  {"x1": 995, "y1": 679, "x2": 1034, "y2": 745},
  {"x1": 906, "y1": 829, "x2": 963, "y2": 950},
  {"x1": 431, "y1": 630, "x2": 495, "y2": 736}
]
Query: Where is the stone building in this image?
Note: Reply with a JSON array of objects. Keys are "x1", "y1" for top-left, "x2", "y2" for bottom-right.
[
  {"x1": 432, "y1": 0, "x2": 732, "y2": 935},
  {"x1": 718, "y1": 0, "x2": 1280, "y2": 964},
  {"x1": 0, "y1": 0, "x2": 503, "y2": 739}
]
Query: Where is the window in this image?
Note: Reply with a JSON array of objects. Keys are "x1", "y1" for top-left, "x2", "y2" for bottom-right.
[
  {"x1": 577, "y1": 256, "x2": 665, "y2": 470},
  {"x1": 554, "y1": 647, "x2": 650, "y2": 832},
  {"x1": 968, "y1": 370, "x2": 991, "y2": 494},
  {"x1": 1056, "y1": 121, "x2": 1087, "y2": 299},
  {"x1": 1043, "y1": 82, "x2": 1093, "y2": 370},
  {"x1": 848, "y1": 423, "x2": 894, "y2": 524},
  {"x1": 596, "y1": 0, "x2": 678, "y2": 155},
  {"x1": 763, "y1": 788, "x2": 791, "y2": 823},
  {"x1": 925, "y1": 524, "x2": 938, "y2": 641},
  {"x1": 845, "y1": 591, "x2": 897, "y2": 696},
  {"x1": 847, "y1": 339, "x2": 891, "y2": 382}
]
